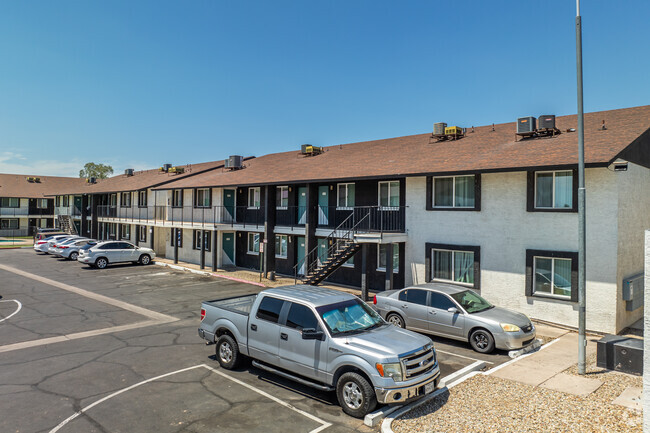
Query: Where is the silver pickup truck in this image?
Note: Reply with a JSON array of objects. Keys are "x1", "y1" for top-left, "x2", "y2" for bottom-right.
[{"x1": 198, "y1": 285, "x2": 440, "y2": 418}]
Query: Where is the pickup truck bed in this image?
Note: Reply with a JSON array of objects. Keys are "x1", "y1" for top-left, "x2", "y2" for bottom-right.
[{"x1": 204, "y1": 294, "x2": 257, "y2": 315}]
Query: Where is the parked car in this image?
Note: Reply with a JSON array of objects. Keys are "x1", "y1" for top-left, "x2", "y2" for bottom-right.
[
  {"x1": 373, "y1": 282, "x2": 536, "y2": 353},
  {"x1": 47, "y1": 236, "x2": 85, "y2": 254},
  {"x1": 199, "y1": 285, "x2": 440, "y2": 418},
  {"x1": 77, "y1": 241, "x2": 155, "y2": 269},
  {"x1": 52, "y1": 239, "x2": 96, "y2": 261},
  {"x1": 33, "y1": 234, "x2": 73, "y2": 253},
  {"x1": 34, "y1": 229, "x2": 66, "y2": 241}
]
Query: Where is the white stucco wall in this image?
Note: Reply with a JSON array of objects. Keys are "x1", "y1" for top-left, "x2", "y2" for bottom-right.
[
  {"x1": 643, "y1": 230, "x2": 649, "y2": 431},
  {"x1": 405, "y1": 168, "x2": 620, "y2": 333},
  {"x1": 615, "y1": 163, "x2": 650, "y2": 331},
  {"x1": 164, "y1": 228, "x2": 217, "y2": 268}
]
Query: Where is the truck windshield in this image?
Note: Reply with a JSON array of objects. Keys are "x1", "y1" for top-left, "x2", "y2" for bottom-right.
[
  {"x1": 317, "y1": 299, "x2": 384, "y2": 337},
  {"x1": 449, "y1": 290, "x2": 493, "y2": 314}
]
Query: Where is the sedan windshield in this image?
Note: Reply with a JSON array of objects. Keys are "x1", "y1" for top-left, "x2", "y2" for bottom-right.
[
  {"x1": 449, "y1": 290, "x2": 493, "y2": 314},
  {"x1": 316, "y1": 299, "x2": 384, "y2": 337}
]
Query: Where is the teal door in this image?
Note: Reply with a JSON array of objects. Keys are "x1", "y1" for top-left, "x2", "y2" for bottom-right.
[
  {"x1": 317, "y1": 238, "x2": 328, "y2": 266},
  {"x1": 223, "y1": 189, "x2": 235, "y2": 222},
  {"x1": 297, "y1": 236, "x2": 305, "y2": 275},
  {"x1": 74, "y1": 195, "x2": 82, "y2": 215},
  {"x1": 318, "y1": 185, "x2": 328, "y2": 226},
  {"x1": 298, "y1": 187, "x2": 307, "y2": 224},
  {"x1": 222, "y1": 232, "x2": 235, "y2": 265}
]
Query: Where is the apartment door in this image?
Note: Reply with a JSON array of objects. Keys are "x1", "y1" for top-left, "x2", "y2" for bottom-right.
[
  {"x1": 296, "y1": 236, "x2": 305, "y2": 275},
  {"x1": 222, "y1": 232, "x2": 235, "y2": 265},
  {"x1": 318, "y1": 185, "x2": 328, "y2": 226},
  {"x1": 223, "y1": 189, "x2": 235, "y2": 222},
  {"x1": 298, "y1": 187, "x2": 307, "y2": 224},
  {"x1": 74, "y1": 196, "x2": 82, "y2": 215}
]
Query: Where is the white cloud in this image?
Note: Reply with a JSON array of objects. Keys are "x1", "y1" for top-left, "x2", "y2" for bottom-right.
[{"x1": 0, "y1": 154, "x2": 84, "y2": 177}]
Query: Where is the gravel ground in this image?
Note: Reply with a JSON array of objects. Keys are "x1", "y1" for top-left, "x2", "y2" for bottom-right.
[{"x1": 393, "y1": 356, "x2": 642, "y2": 433}]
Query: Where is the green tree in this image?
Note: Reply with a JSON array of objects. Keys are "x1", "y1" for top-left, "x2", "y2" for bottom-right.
[{"x1": 79, "y1": 162, "x2": 114, "y2": 179}]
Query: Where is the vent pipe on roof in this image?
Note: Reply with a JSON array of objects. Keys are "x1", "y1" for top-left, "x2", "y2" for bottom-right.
[{"x1": 601, "y1": 120, "x2": 607, "y2": 130}]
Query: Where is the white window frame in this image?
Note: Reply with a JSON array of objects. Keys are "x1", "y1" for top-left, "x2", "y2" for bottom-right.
[
  {"x1": 248, "y1": 187, "x2": 261, "y2": 209},
  {"x1": 532, "y1": 255, "x2": 572, "y2": 299},
  {"x1": 430, "y1": 248, "x2": 475, "y2": 287},
  {"x1": 337, "y1": 183, "x2": 354, "y2": 210},
  {"x1": 1, "y1": 197, "x2": 20, "y2": 208},
  {"x1": 276, "y1": 186, "x2": 289, "y2": 210},
  {"x1": 138, "y1": 225, "x2": 147, "y2": 242},
  {"x1": 1, "y1": 219, "x2": 19, "y2": 229},
  {"x1": 378, "y1": 181, "x2": 400, "y2": 210},
  {"x1": 120, "y1": 224, "x2": 130, "y2": 240},
  {"x1": 63, "y1": 195, "x2": 69, "y2": 207},
  {"x1": 172, "y1": 190, "x2": 183, "y2": 207},
  {"x1": 247, "y1": 232, "x2": 260, "y2": 255},
  {"x1": 120, "y1": 192, "x2": 132, "y2": 208},
  {"x1": 138, "y1": 190, "x2": 147, "y2": 208},
  {"x1": 275, "y1": 234, "x2": 288, "y2": 258},
  {"x1": 534, "y1": 170, "x2": 573, "y2": 209},
  {"x1": 377, "y1": 243, "x2": 399, "y2": 273},
  {"x1": 36, "y1": 199, "x2": 48, "y2": 209},
  {"x1": 195, "y1": 188, "x2": 211, "y2": 208},
  {"x1": 432, "y1": 175, "x2": 475, "y2": 208}
]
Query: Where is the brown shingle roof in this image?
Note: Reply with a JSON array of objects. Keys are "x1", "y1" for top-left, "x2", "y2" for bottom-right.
[
  {"x1": 56, "y1": 160, "x2": 226, "y2": 195},
  {"x1": 154, "y1": 105, "x2": 650, "y2": 190},
  {"x1": 0, "y1": 174, "x2": 87, "y2": 199}
]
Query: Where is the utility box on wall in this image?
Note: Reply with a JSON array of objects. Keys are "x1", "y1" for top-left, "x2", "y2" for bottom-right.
[
  {"x1": 623, "y1": 273, "x2": 644, "y2": 311},
  {"x1": 597, "y1": 335, "x2": 643, "y2": 376}
]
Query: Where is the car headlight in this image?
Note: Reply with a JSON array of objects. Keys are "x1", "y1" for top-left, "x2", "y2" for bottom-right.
[
  {"x1": 500, "y1": 323, "x2": 521, "y2": 332},
  {"x1": 376, "y1": 362, "x2": 403, "y2": 382}
]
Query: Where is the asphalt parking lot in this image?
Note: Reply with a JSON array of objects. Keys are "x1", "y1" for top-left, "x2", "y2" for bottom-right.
[{"x1": 0, "y1": 249, "x2": 511, "y2": 433}]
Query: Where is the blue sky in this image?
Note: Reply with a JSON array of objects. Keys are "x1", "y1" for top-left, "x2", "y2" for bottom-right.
[{"x1": 1, "y1": 1, "x2": 648, "y2": 177}]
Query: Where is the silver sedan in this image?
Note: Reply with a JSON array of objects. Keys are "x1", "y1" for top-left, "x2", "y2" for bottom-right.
[{"x1": 373, "y1": 282, "x2": 536, "y2": 353}]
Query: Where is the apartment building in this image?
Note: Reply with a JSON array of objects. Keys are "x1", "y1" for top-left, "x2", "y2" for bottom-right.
[
  {"x1": 47, "y1": 105, "x2": 649, "y2": 333},
  {"x1": 0, "y1": 174, "x2": 85, "y2": 236}
]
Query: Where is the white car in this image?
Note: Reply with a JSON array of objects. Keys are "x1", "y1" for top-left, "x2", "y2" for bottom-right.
[
  {"x1": 77, "y1": 241, "x2": 155, "y2": 269},
  {"x1": 52, "y1": 239, "x2": 95, "y2": 261},
  {"x1": 34, "y1": 235, "x2": 73, "y2": 253},
  {"x1": 48, "y1": 236, "x2": 85, "y2": 254}
]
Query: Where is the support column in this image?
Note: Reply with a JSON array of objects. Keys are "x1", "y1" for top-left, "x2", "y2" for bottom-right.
[
  {"x1": 304, "y1": 184, "x2": 318, "y2": 272},
  {"x1": 200, "y1": 230, "x2": 206, "y2": 270},
  {"x1": 150, "y1": 226, "x2": 154, "y2": 250},
  {"x1": 361, "y1": 243, "x2": 368, "y2": 301},
  {"x1": 174, "y1": 228, "x2": 179, "y2": 264},
  {"x1": 264, "y1": 185, "x2": 276, "y2": 280},
  {"x1": 385, "y1": 243, "x2": 394, "y2": 291},
  {"x1": 90, "y1": 195, "x2": 99, "y2": 239},
  {"x1": 211, "y1": 230, "x2": 218, "y2": 272},
  {"x1": 135, "y1": 225, "x2": 139, "y2": 247}
]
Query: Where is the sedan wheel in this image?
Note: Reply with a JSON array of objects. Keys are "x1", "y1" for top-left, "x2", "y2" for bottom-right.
[
  {"x1": 469, "y1": 329, "x2": 495, "y2": 353},
  {"x1": 139, "y1": 254, "x2": 151, "y2": 265},
  {"x1": 69, "y1": 252, "x2": 78, "y2": 261},
  {"x1": 387, "y1": 313, "x2": 405, "y2": 328},
  {"x1": 95, "y1": 257, "x2": 108, "y2": 269}
]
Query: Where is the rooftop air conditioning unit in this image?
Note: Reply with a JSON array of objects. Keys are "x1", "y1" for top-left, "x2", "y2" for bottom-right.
[
  {"x1": 433, "y1": 122, "x2": 447, "y2": 136},
  {"x1": 301, "y1": 144, "x2": 323, "y2": 156},
  {"x1": 538, "y1": 115, "x2": 556, "y2": 130},
  {"x1": 168, "y1": 166, "x2": 185, "y2": 174},
  {"x1": 225, "y1": 155, "x2": 243, "y2": 170},
  {"x1": 125, "y1": 168, "x2": 134, "y2": 176},
  {"x1": 27, "y1": 176, "x2": 40, "y2": 182},
  {"x1": 87, "y1": 177, "x2": 97, "y2": 184},
  {"x1": 517, "y1": 116, "x2": 536, "y2": 134},
  {"x1": 163, "y1": 163, "x2": 172, "y2": 172}
]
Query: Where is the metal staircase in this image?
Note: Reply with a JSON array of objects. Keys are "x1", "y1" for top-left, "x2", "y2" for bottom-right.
[
  {"x1": 294, "y1": 213, "x2": 368, "y2": 286},
  {"x1": 57, "y1": 215, "x2": 77, "y2": 235}
]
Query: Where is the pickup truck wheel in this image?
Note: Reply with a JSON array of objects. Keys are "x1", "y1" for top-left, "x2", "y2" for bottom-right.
[
  {"x1": 386, "y1": 313, "x2": 405, "y2": 328},
  {"x1": 139, "y1": 254, "x2": 151, "y2": 265},
  {"x1": 216, "y1": 335, "x2": 240, "y2": 369},
  {"x1": 95, "y1": 257, "x2": 108, "y2": 269},
  {"x1": 336, "y1": 372, "x2": 377, "y2": 418},
  {"x1": 469, "y1": 328, "x2": 495, "y2": 353}
]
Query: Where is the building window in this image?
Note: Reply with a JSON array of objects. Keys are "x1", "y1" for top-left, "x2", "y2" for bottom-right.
[
  {"x1": 0, "y1": 219, "x2": 19, "y2": 229},
  {"x1": 172, "y1": 190, "x2": 183, "y2": 207},
  {"x1": 193, "y1": 230, "x2": 211, "y2": 251},
  {"x1": 535, "y1": 171, "x2": 573, "y2": 209},
  {"x1": 63, "y1": 196, "x2": 69, "y2": 207},
  {"x1": 377, "y1": 244, "x2": 399, "y2": 272},
  {"x1": 121, "y1": 192, "x2": 132, "y2": 208},
  {"x1": 276, "y1": 186, "x2": 289, "y2": 209},
  {"x1": 526, "y1": 249, "x2": 578, "y2": 301},
  {"x1": 195, "y1": 188, "x2": 211, "y2": 208},
  {"x1": 342, "y1": 254, "x2": 355, "y2": 268},
  {"x1": 275, "y1": 235, "x2": 288, "y2": 258},
  {"x1": 109, "y1": 194, "x2": 117, "y2": 206},
  {"x1": 171, "y1": 228, "x2": 183, "y2": 247},
  {"x1": 425, "y1": 243, "x2": 481, "y2": 289},
  {"x1": 337, "y1": 183, "x2": 355, "y2": 209},
  {"x1": 55, "y1": 196, "x2": 60, "y2": 207},
  {"x1": 248, "y1": 187, "x2": 261, "y2": 208},
  {"x1": 138, "y1": 190, "x2": 147, "y2": 208},
  {"x1": 0, "y1": 198, "x2": 20, "y2": 208},
  {"x1": 433, "y1": 175, "x2": 476, "y2": 208},
  {"x1": 138, "y1": 226, "x2": 147, "y2": 242},
  {"x1": 379, "y1": 181, "x2": 400, "y2": 209},
  {"x1": 108, "y1": 223, "x2": 117, "y2": 238},
  {"x1": 36, "y1": 199, "x2": 48, "y2": 209},
  {"x1": 247, "y1": 232, "x2": 260, "y2": 255},
  {"x1": 120, "y1": 224, "x2": 130, "y2": 240}
]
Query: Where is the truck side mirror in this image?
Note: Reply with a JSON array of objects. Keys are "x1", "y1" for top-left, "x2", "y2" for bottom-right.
[{"x1": 302, "y1": 328, "x2": 325, "y2": 341}]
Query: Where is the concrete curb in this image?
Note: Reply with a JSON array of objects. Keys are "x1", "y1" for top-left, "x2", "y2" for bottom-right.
[
  {"x1": 379, "y1": 360, "x2": 486, "y2": 432},
  {"x1": 154, "y1": 261, "x2": 266, "y2": 287}
]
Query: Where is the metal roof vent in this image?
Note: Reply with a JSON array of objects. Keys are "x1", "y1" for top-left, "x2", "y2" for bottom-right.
[{"x1": 225, "y1": 155, "x2": 244, "y2": 170}]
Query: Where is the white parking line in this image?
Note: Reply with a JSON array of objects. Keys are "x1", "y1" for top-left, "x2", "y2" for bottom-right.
[
  {"x1": 0, "y1": 299, "x2": 22, "y2": 323},
  {"x1": 48, "y1": 364, "x2": 332, "y2": 433},
  {"x1": 435, "y1": 349, "x2": 494, "y2": 365}
]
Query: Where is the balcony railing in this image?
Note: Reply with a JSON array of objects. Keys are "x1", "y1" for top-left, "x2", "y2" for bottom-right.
[
  {"x1": 56, "y1": 206, "x2": 82, "y2": 217},
  {"x1": 96, "y1": 205, "x2": 406, "y2": 233},
  {"x1": 0, "y1": 207, "x2": 29, "y2": 216}
]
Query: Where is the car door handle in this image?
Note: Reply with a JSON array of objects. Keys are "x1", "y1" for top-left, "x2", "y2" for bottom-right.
[
  {"x1": 250, "y1": 324, "x2": 257, "y2": 331},
  {"x1": 402, "y1": 304, "x2": 408, "y2": 308},
  {"x1": 280, "y1": 333, "x2": 288, "y2": 341},
  {"x1": 429, "y1": 310, "x2": 436, "y2": 315}
]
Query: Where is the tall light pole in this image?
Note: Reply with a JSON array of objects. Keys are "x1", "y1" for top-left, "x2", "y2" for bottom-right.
[{"x1": 576, "y1": 0, "x2": 587, "y2": 375}]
